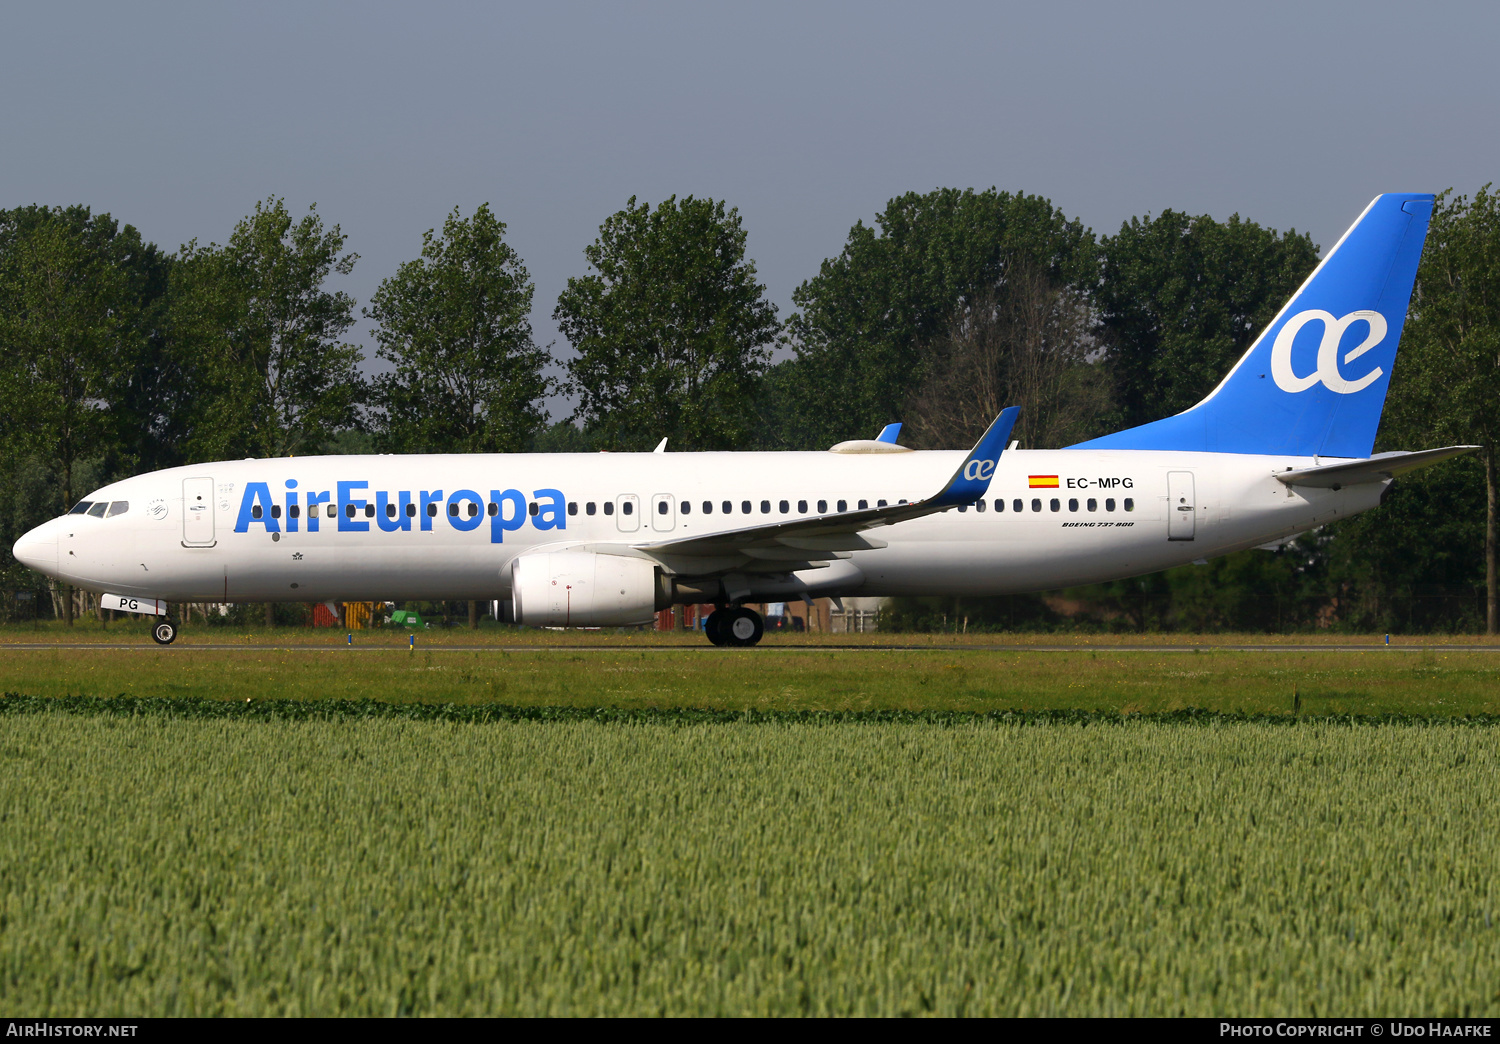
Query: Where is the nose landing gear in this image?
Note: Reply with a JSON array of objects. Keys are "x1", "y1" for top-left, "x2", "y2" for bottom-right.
[
  {"x1": 704, "y1": 606, "x2": 764, "y2": 647},
  {"x1": 150, "y1": 620, "x2": 177, "y2": 645}
]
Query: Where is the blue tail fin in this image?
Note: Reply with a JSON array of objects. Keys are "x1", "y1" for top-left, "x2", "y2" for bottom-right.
[{"x1": 1074, "y1": 193, "x2": 1434, "y2": 458}]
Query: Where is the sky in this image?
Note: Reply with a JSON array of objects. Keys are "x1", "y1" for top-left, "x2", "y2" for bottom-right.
[{"x1": 3, "y1": 1, "x2": 1497, "y2": 418}]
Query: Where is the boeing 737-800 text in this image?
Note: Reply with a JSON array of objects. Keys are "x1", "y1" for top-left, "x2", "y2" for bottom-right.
[{"x1": 12, "y1": 193, "x2": 1473, "y2": 645}]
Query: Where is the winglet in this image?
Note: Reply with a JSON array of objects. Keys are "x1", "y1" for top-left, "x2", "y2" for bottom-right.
[
  {"x1": 929, "y1": 407, "x2": 1020, "y2": 508},
  {"x1": 875, "y1": 422, "x2": 903, "y2": 444}
]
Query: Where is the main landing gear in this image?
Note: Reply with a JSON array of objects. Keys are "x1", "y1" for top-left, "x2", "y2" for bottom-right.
[
  {"x1": 150, "y1": 619, "x2": 177, "y2": 645},
  {"x1": 704, "y1": 606, "x2": 764, "y2": 647}
]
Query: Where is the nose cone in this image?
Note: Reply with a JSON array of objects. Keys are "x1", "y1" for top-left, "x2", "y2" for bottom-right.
[{"x1": 13, "y1": 519, "x2": 59, "y2": 576}]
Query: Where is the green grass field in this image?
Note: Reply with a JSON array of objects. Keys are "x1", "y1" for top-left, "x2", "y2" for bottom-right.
[
  {"x1": 2, "y1": 644, "x2": 1499, "y2": 716},
  {"x1": 1, "y1": 705, "x2": 1496, "y2": 1016},
  {"x1": 3, "y1": 641, "x2": 1498, "y2": 1015}
]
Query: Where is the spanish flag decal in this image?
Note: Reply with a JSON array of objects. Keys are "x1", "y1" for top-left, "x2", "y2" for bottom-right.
[{"x1": 1028, "y1": 475, "x2": 1060, "y2": 488}]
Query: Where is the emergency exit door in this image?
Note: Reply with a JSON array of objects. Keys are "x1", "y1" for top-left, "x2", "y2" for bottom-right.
[
  {"x1": 651, "y1": 493, "x2": 676, "y2": 532},
  {"x1": 1167, "y1": 471, "x2": 1195, "y2": 541},
  {"x1": 615, "y1": 494, "x2": 640, "y2": 533},
  {"x1": 182, "y1": 477, "x2": 216, "y2": 546}
]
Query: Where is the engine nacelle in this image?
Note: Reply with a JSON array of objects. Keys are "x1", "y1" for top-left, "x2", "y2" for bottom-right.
[{"x1": 510, "y1": 551, "x2": 666, "y2": 627}]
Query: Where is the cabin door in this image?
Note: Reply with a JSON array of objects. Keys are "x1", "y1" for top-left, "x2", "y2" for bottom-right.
[
  {"x1": 182, "y1": 477, "x2": 216, "y2": 546},
  {"x1": 1167, "y1": 471, "x2": 1195, "y2": 541}
]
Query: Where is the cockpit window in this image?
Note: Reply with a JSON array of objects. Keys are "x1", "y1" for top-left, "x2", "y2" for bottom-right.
[
  {"x1": 105, "y1": 501, "x2": 129, "y2": 518},
  {"x1": 86, "y1": 503, "x2": 107, "y2": 518},
  {"x1": 69, "y1": 501, "x2": 93, "y2": 515}
]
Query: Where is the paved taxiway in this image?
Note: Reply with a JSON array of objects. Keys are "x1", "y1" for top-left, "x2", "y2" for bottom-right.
[{"x1": 3, "y1": 643, "x2": 1498, "y2": 653}]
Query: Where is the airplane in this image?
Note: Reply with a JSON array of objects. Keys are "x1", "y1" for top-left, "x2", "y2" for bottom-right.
[{"x1": 12, "y1": 192, "x2": 1476, "y2": 647}]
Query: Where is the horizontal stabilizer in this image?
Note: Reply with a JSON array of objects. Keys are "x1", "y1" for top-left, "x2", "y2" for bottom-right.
[{"x1": 1276, "y1": 446, "x2": 1479, "y2": 488}]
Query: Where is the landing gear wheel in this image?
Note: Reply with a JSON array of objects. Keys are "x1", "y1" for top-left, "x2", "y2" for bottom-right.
[
  {"x1": 151, "y1": 620, "x2": 177, "y2": 646},
  {"x1": 704, "y1": 609, "x2": 729, "y2": 646},
  {"x1": 724, "y1": 607, "x2": 764, "y2": 648}
]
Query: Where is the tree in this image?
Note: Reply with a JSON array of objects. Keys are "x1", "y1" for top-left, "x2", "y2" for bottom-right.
[
  {"x1": 555, "y1": 195, "x2": 778, "y2": 451},
  {"x1": 0, "y1": 206, "x2": 168, "y2": 624},
  {"x1": 904, "y1": 257, "x2": 1108, "y2": 450},
  {"x1": 1096, "y1": 211, "x2": 1320, "y2": 429},
  {"x1": 368, "y1": 204, "x2": 553, "y2": 455},
  {"x1": 170, "y1": 198, "x2": 364, "y2": 462},
  {"x1": 786, "y1": 188, "x2": 1096, "y2": 448},
  {"x1": 1395, "y1": 186, "x2": 1500, "y2": 633}
]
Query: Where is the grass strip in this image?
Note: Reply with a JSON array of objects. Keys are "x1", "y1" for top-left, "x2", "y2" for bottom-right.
[{"x1": 4, "y1": 692, "x2": 1500, "y2": 727}]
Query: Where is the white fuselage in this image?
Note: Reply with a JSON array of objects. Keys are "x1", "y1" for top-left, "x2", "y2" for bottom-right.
[{"x1": 16, "y1": 448, "x2": 1382, "y2": 604}]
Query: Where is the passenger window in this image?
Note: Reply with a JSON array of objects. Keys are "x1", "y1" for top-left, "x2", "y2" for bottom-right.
[
  {"x1": 407, "y1": 503, "x2": 417, "y2": 517},
  {"x1": 348, "y1": 504, "x2": 357, "y2": 518},
  {"x1": 366, "y1": 504, "x2": 376, "y2": 518},
  {"x1": 957, "y1": 504, "x2": 968, "y2": 513},
  {"x1": 858, "y1": 500, "x2": 868, "y2": 510},
  {"x1": 328, "y1": 504, "x2": 338, "y2": 518},
  {"x1": 975, "y1": 500, "x2": 986, "y2": 512},
  {"x1": 1087, "y1": 498, "x2": 1097, "y2": 512},
  {"x1": 488, "y1": 502, "x2": 498, "y2": 516},
  {"x1": 289, "y1": 505, "x2": 300, "y2": 519},
  {"x1": 1031, "y1": 499, "x2": 1041, "y2": 512},
  {"x1": 467, "y1": 502, "x2": 478, "y2": 518},
  {"x1": 797, "y1": 500, "x2": 807, "y2": 513},
  {"x1": 1014, "y1": 499, "x2": 1023, "y2": 513},
  {"x1": 1106, "y1": 498, "x2": 1116, "y2": 512},
  {"x1": 386, "y1": 503, "x2": 396, "y2": 518},
  {"x1": 621, "y1": 501, "x2": 632, "y2": 516},
  {"x1": 741, "y1": 501, "x2": 751, "y2": 514},
  {"x1": 657, "y1": 500, "x2": 668, "y2": 515},
  {"x1": 271, "y1": 504, "x2": 283, "y2": 519},
  {"x1": 877, "y1": 499, "x2": 887, "y2": 507},
  {"x1": 251, "y1": 504, "x2": 263, "y2": 519},
  {"x1": 69, "y1": 502, "x2": 92, "y2": 515},
  {"x1": 586, "y1": 502, "x2": 596, "y2": 516},
  {"x1": 680, "y1": 501, "x2": 690, "y2": 515},
  {"x1": 426, "y1": 503, "x2": 437, "y2": 517},
  {"x1": 702, "y1": 501, "x2": 712, "y2": 514},
  {"x1": 106, "y1": 501, "x2": 129, "y2": 518},
  {"x1": 568, "y1": 502, "x2": 578, "y2": 516},
  {"x1": 1068, "y1": 499, "x2": 1078, "y2": 512},
  {"x1": 817, "y1": 500, "x2": 827, "y2": 513},
  {"x1": 1124, "y1": 498, "x2": 1135, "y2": 512},
  {"x1": 1050, "y1": 499, "x2": 1060, "y2": 512},
  {"x1": 995, "y1": 499, "x2": 1005, "y2": 513},
  {"x1": 837, "y1": 500, "x2": 847, "y2": 512},
  {"x1": 779, "y1": 500, "x2": 789, "y2": 514},
  {"x1": 448, "y1": 503, "x2": 458, "y2": 516},
  {"x1": 760, "y1": 500, "x2": 770, "y2": 514},
  {"x1": 604, "y1": 502, "x2": 614, "y2": 516},
  {"x1": 530, "y1": 502, "x2": 540, "y2": 516},
  {"x1": 722, "y1": 501, "x2": 732, "y2": 514}
]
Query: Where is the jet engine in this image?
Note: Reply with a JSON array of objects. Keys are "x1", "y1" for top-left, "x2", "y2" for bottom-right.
[{"x1": 510, "y1": 551, "x2": 667, "y2": 627}]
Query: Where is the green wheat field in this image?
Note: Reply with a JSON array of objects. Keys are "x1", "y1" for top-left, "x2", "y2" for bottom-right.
[{"x1": 1, "y1": 644, "x2": 1498, "y2": 1015}]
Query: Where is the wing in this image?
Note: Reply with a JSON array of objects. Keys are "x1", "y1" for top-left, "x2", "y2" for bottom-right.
[{"x1": 632, "y1": 407, "x2": 1020, "y2": 575}]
